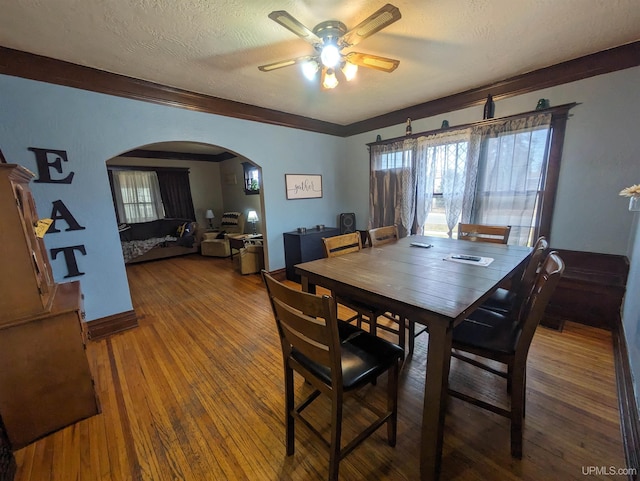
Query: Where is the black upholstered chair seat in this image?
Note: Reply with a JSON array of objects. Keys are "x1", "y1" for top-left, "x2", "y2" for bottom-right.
[
  {"x1": 453, "y1": 307, "x2": 520, "y2": 355},
  {"x1": 292, "y1": 331, "x2": 404, "y2": 390},
  {"x1": 336, "y1": 319, "x2": 363, "y2": 339},
  {"x1": 481, "y1": 287, "x2": 516, "y2": 313}
]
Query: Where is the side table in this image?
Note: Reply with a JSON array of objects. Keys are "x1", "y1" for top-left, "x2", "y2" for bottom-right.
[{"x1": 228, "y1": 234, "x2": 263, "y2": 260}]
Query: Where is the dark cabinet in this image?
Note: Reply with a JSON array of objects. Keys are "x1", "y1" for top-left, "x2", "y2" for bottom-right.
[{"x1": 283, "y1": 227, "x2": 341, "y2": 282}]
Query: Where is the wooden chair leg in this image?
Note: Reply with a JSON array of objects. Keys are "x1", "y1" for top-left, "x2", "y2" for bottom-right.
[
  {"x1": 387, "y1": 360, "x2": 399, "y2": 446},
  {"x1": 397, "y1": 317, "x2": 406, "y2": 354},
  {"x1": 368, "y1": 312, "x2": 377, "y2": 337},
  {"x1": 522, "y1": 369, "x2": 527, "y2": 418},
  {"x1": 408, "y1": 320, "x2": 415, "y2": 355},
  {"x1": 510, "y1": 361, "x2": 525, "y2": 459},
  {"x1": 284, "y1": 365, "x2": 295, "y2": 456},
  {"x1": 328, "y1": 395, "x2": 343, "y2": 481}
]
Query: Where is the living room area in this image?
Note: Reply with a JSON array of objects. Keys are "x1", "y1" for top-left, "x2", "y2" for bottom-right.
[{"x1": 106, "y1": 141, "x2": 266, "y2": 274}]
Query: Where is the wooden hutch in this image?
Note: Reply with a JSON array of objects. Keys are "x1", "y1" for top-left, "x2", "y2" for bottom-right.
[{"x1": 0, "y1": 163, "x2": 99, "y2": 477}]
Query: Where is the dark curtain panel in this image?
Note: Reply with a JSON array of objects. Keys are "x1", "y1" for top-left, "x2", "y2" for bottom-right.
[
  {"x1": 156, "y1": 169, "x2": 195, "y2": 220},
  {"x1": 107, "y1": 169, "x2": 121, "y2": 224},
  {"x1": 370, "y1": 169, "x2": 402, "y2": 230}
]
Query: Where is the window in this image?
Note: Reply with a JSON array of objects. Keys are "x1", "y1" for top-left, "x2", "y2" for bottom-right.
[
  {"x1": 370, "y1": 105, "x2": 574, "y2": 246},
  {"x1": 473, "y1": 126, "x2": 552, "y2": 245},
  {"x1": 111, "y1": 170, "x2": 165, "y2": 223},
  {"x1": 242, "y1": 162, "x2": 260, "y2": 195},
  {"x1": 423, "y1": 141, "x2": 469, "y2": 238}
]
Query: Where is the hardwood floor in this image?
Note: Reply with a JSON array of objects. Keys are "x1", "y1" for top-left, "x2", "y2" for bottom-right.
[{"x1": 13, "y1": 254, "x2": 629, "y2": 480}]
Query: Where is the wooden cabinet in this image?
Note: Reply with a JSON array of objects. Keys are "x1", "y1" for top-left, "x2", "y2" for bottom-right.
[
  {"x1": 283, "y1": 227, "x2": 340, "y2": 282},
  {"x1": 0, "y1": 282, "x2": 99, "y2": 449},
  {"x1": 0, "y1": 164, "x2": 99, "y2": 451}
]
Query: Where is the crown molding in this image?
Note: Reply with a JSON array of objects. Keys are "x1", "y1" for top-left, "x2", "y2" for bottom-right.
[
  {"x1": 117, "y1": 149, "x2": 236, "y2": 163},
  {"x1": 0, "y1": 46, "x2": 344, "y2": 136},
  {"x1": 343, "y1": 41, "x2": 640, "y2": 136},
  {"x1": 1, "y1": 42, "x2": 639, "y2": 137}
]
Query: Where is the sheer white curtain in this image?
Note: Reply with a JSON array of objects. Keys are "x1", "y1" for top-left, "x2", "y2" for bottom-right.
[
  {"x1": 415, "y1": 129, "x2": 479, "y2": 236},
  {"x1": 112, "y1": 170, "x2": 165, "y2": 223},
  {"x1": 471, "y1": 113, "x2": 552, "y2": 245},
  {"x1": 369, "y1": 112, "x2": 552, "y2": 245},
  {"x1": 369, "y1": 139, "x2": 416, "y2": 235}
]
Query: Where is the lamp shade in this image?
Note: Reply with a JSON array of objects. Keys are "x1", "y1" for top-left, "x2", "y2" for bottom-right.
[
  {"x1": 205, "y1": 209, "x2": 214, "y2": 219},
  {"x1": 247, "y1": 210, "x2": 259, "y2": 223}
]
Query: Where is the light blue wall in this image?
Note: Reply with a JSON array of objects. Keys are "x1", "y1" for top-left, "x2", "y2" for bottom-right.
[
  {"x1": 622, "y1": 213, "x2": 640, "y2": 408},
  {"x1": 0, "y1": 74, "x2": 344, "y2": 321},
  {"x1": 342, "y1": 66, "x2": 640, "y2": 408}
]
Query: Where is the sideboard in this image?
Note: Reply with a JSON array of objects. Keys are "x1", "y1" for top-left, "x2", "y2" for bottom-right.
[{"x1": 283, "y1": 227, "x2": 341, "y2": 282}]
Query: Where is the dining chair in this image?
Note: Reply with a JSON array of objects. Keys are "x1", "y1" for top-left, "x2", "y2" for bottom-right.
[
  {"x1": 481, "y1": 236, "x2": 548, "y2": 317},
  {"x1": 368, "y1": 224, "x2": 399, "y2": 247},
  {"x1": 261, "y1": 271, "x2": 404, "y2": 481},
  {"x1": 458, "y1": 223, "x2": 511, "y2": 244},
  {"x1": 448, "y1": 251, "x2": 564, "y2": 458},
  {"x1": 322, "y1": 233, "x2": 384, "y2": 336}
]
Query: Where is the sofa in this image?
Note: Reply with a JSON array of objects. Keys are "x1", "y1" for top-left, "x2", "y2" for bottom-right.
[
  {"x1": 201, "y1": 212, "x2": 246, "y2": 257},
  {"x1": 119, "y1": 218, "x2": 203, "y2": 264}
]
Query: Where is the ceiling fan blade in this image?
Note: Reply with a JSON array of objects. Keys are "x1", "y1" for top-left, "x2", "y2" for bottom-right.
[
  {"x1": 258, "y1": 55, "x2": 315, "y2": 72},
  {"x1": 346, "y1": 52, "x2": 400, "y2": 73},
  {"x1": 341, "y1": 4, "x2": 401, "y2": 47},
  {"x1": 268, "y1": 11, "x2": 322, "y2": 46}
]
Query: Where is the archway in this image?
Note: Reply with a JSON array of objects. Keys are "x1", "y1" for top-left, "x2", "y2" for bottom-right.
[{"x1": 105, "y1": 141, "x2": 266, "y2": 266}]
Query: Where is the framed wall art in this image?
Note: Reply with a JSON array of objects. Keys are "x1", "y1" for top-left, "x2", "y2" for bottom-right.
[{"x1": 285, "y1": 174, "x2": 322, "y2": 200}]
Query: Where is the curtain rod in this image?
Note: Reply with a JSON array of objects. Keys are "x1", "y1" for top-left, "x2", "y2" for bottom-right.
[{"x1": 366, "y1": 103, "x2": 578, "y2": 147}]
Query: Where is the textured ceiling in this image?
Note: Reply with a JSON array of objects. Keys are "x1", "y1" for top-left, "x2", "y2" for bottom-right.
[{"x1": 0, "y1": 0, "x2": 639, "y2": 125}]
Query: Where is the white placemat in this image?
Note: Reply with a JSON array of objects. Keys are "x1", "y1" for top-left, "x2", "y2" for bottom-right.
[{"x1": 443, "y1": 254, "x2": 494, "y2": 266}]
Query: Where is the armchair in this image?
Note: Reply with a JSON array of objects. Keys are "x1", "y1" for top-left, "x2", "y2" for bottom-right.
[{"x1": 200, "y1": 212, "x2": 245, "y2": 257}]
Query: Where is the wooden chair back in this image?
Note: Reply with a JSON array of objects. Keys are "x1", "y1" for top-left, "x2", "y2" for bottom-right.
[
  {"x1": 516, "y1": 251, "x2": 564, "y2": 358},
  {"x1": 262, "y1": 271, "x2": 342, "y2": 391},
  {"x1": 513, "y1": 236, "x2": 548, "y2": 302},
  {"x1": 322, "y1": 232, "x2": 362, "y2": 258},
  {"x1": 458, "y1": 223, "x2": 511, "y2": 244},
  {"x1": 368, "y1": 225, "x2": 399, "y2": 247}
]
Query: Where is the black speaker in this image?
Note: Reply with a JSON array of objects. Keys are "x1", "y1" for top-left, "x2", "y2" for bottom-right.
[{"x1": 339, "y1": 213, "x2": 356, "y2": 234}]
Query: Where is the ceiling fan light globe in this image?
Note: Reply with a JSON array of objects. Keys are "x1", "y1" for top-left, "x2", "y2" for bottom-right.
[
  {"x1": 342, "y1": 61, "x2": 358, "y2": 81},
  {"x1": 301, "y1": 60, "x2": 319, "y2": 80},
  {"x1": 323, "y1": 69, "x2": 339, "y2": 89},
  {"x1": 320, "y1": 44, "x2": 341, "y2": 68}
]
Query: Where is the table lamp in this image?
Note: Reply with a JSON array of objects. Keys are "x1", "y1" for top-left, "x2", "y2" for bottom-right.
[
  {"x1": 247, "y1": 210, "x2": 259, "y2": 234},
  {"x1": 205, "y1": 209, "x2": 215, "y2": 229}
]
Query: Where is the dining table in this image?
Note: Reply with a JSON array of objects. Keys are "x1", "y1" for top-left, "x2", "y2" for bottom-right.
[{"x1": 294, "y1": 234, "x2": 532, "y2": 481}]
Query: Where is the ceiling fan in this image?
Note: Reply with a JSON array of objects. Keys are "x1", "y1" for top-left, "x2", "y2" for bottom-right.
[{"x1": 258, "y1": 4, "x2": 401, "y2": 90}]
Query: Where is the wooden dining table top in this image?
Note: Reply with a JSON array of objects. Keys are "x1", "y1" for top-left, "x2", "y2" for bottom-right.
[{"x1": 294, "y1": 234, "x2": 532, "y2": 326}]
